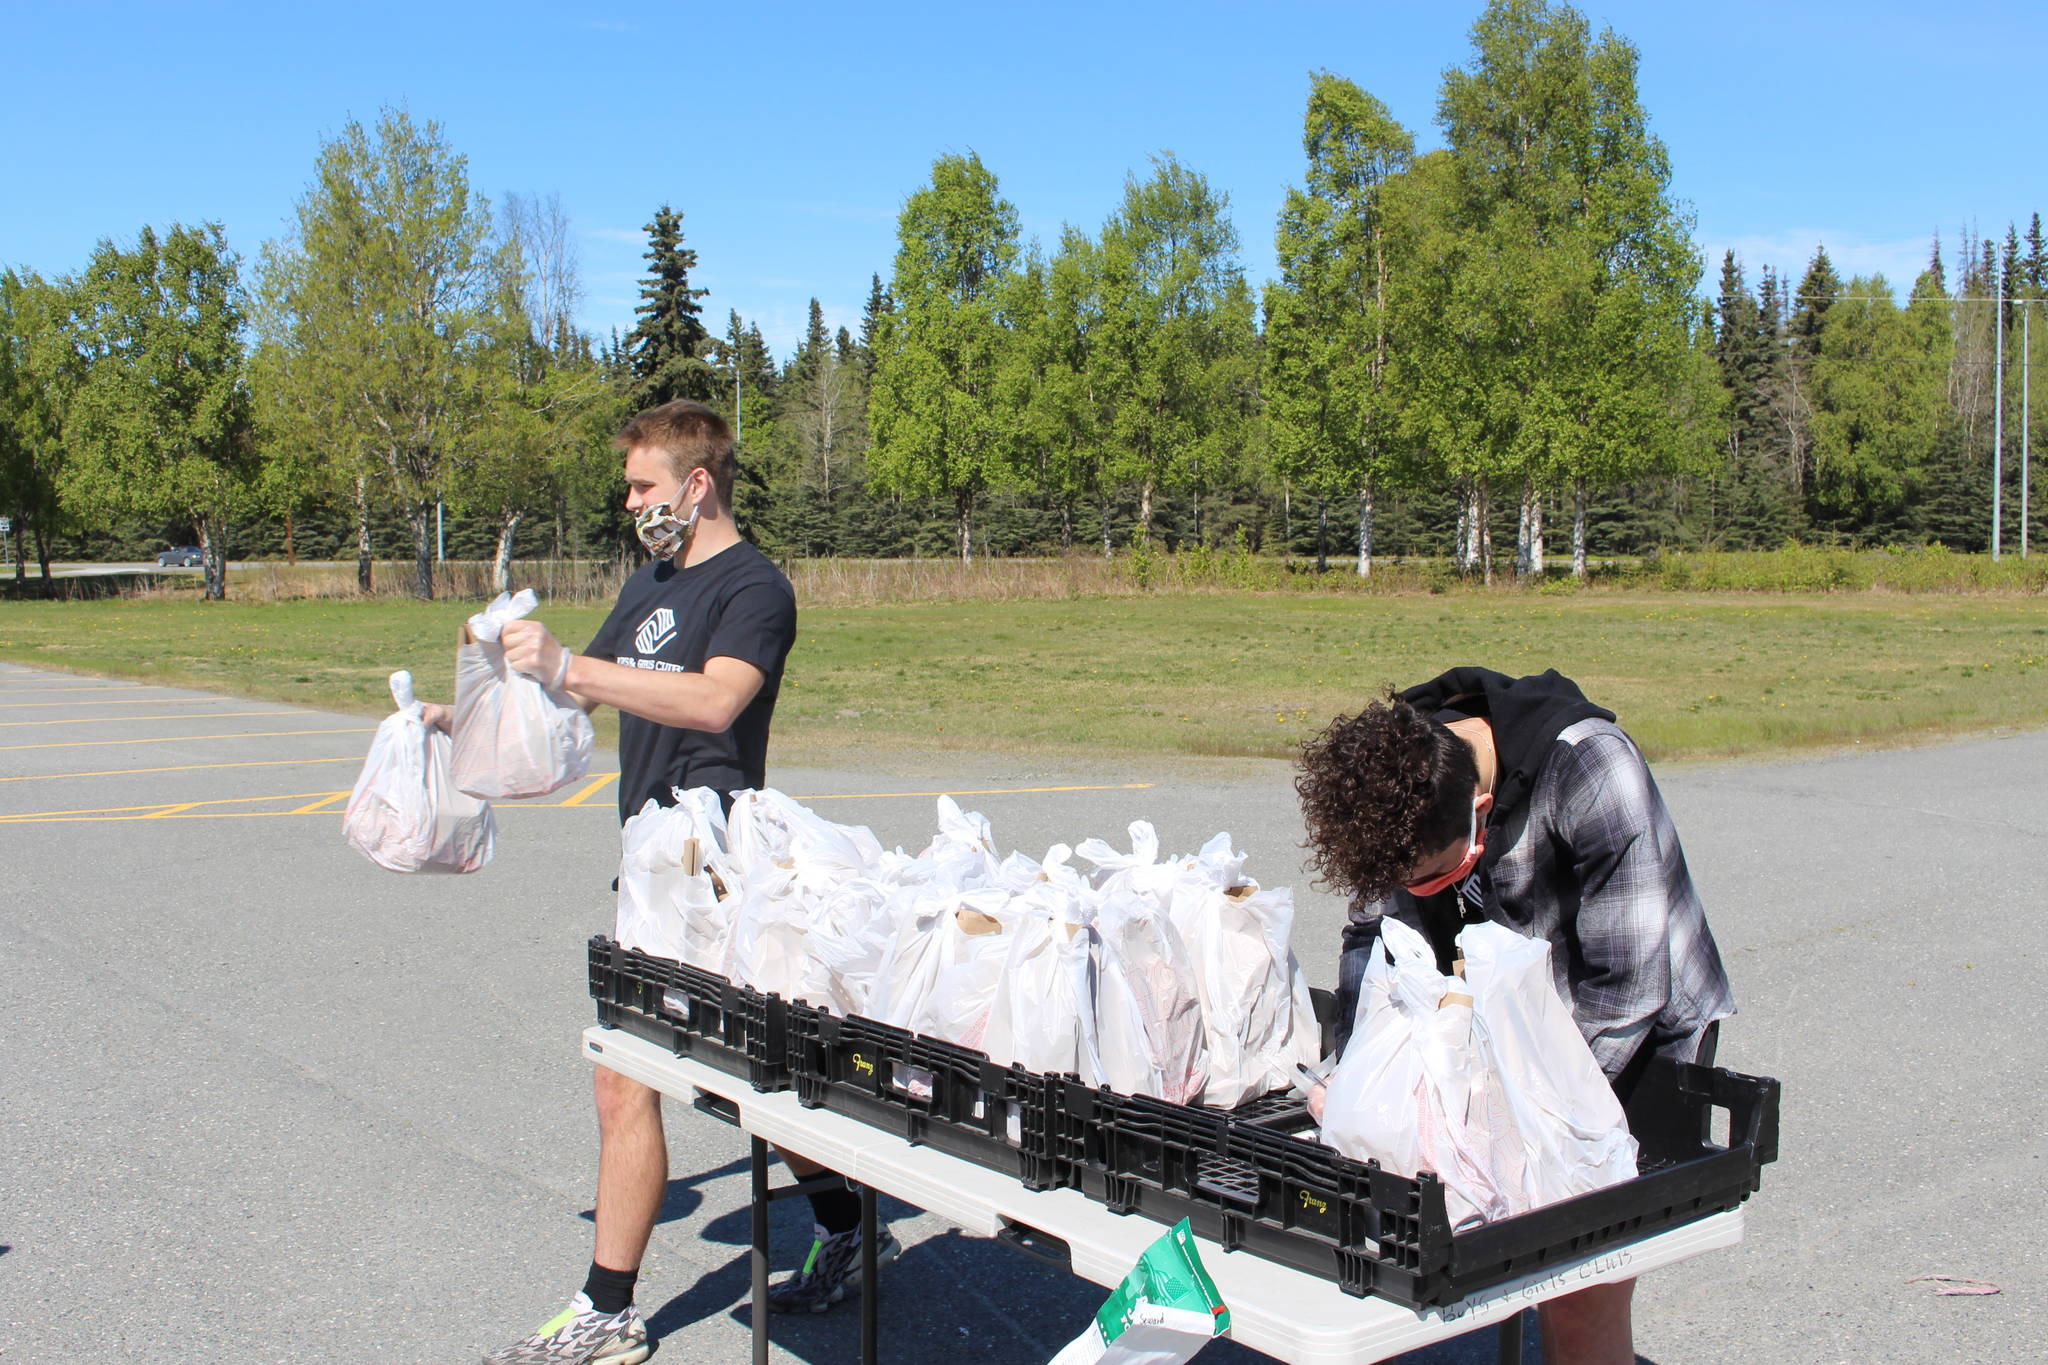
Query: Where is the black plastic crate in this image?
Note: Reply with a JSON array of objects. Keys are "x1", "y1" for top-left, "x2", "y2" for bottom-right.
[
  {"x1": 787, "y1": 1005, "x2": 1070, "y2": 1192},
  {"x1": 1057, "y1": 1057, "x2": 1779, "y2": 1309},
  {"x1": 587, "y1": 936, "x2": 792, "y2": 1092}
]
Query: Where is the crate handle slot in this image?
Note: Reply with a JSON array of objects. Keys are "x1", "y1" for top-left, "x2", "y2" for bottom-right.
[
  {"x1": 995, "y1": 1218, "x2": 1072, "y2": 1270},
  {"x1": 690, "y1": 1088, "x2": 741, "y2": 1128}
]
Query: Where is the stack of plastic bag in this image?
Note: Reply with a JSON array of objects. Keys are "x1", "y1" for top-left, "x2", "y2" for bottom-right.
[
  {"x1": 1319, "y1": 918, "x2": 1638, "y2": 1227},
  {"x1": 616, "y1": 788, "x2": 733, "y2": 967},
  {"x1": 722, "y1": 789, "x2": 898, "y2": 1014},
  {"x1": 343, "y1": 671, "x2": 496, "y2": 874},
  {"x1": 451, "y1": 589, "x2": 594, "y2": 800}
]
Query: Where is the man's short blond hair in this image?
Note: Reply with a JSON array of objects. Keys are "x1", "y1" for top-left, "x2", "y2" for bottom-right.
[{"x1": 614, "y1": 400, "x2": 736, "y2": 505}]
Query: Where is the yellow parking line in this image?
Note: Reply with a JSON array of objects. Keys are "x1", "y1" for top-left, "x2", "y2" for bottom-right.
[
  {"x1": 0, "y1": 790, "x2": 356, "y2": 820},
  {"x1": 0, "y1": 710, "x2": 302, "y2": 728},
  {"x1": 0, "y1": 697, "x2": 240, "y2": 709},
  {"x1": 291, "y1": 792, "x2": 351, "y2": 814},
  {"x1": 142, "y1": 802, "x2": 202, "y2": 819},
  {"x1": 0, "y1": 756, "x2": 365, "y2": 783},
  {"x1": 554, "y1": 773, "x2": 620, "y2": 807},
  {"x1": 0, "y1": 727, "x2": 374, "y2": 752}
]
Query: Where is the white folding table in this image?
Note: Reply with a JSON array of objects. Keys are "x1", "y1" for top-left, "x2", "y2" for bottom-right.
[{"x1": 584, "y1": 1026, "x2": 1741, "y2": 1365}]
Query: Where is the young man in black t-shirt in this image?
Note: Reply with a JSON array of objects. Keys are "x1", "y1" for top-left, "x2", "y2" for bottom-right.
[{"x1": 461, "y1": 402, "x2": 875, "y2": 1365}]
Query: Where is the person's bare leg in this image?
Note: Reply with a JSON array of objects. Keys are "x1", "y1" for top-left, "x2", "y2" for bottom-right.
[
  {"x1": 779, "y1": 1148, "x2": 827, "y2": 1179},
  {"x1": 592, "y1": 1067, "x2": 667, "y2": 1271},
  {"x1": 1538, "y1": 1279, "x2": 1635, "y2": 1365}
]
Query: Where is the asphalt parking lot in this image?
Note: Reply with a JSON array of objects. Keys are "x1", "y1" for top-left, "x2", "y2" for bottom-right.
[{"x1": 2, "y1": 659, "x2": 2041, "y2": 1363}]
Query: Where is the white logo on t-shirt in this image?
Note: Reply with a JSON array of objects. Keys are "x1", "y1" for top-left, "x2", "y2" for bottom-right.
[{"x1": 633, "y1": 607, "x2": 676, "y2": 656}]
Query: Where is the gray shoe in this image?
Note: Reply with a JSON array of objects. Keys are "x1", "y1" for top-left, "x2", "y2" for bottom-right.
[
  {"x1": 767, "y1": 1223, "x2": 902, "y2": 1314},
  {"x1": 480, "y1": 1293, "x2": 652, "y2": 1365}
]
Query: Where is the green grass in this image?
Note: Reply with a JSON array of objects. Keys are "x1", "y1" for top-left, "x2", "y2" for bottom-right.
[{"x1": 3, "y1": 593, "x2": 2046, "y2": 764}]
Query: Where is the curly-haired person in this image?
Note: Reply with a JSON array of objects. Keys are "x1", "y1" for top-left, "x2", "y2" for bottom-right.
[{"x1": 1295, "y1": 666, "x2": 1734, "y2": 1365}]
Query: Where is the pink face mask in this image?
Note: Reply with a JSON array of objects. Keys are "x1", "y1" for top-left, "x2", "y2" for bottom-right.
[{"x1": 1402, "y1": 798, "x2": 1486, "y2": 898}]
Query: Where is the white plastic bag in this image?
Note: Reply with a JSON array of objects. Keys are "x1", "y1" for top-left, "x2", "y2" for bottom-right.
[
  {"x1": 616, "y1": 789, "x2": 733, "y2": 967},
  {"x1": 874, "y1": 890, "x2": 1015, "y2": 1050},
  {"x1": 723, "y1": 789, "x2": 897, "y2": 1011},
  {"x1": 1091, "y1": 889, "x2": 1209, "y2": 1103},
  {"x1": 450, "y1": 589, "x2": 594, "y2": 800},
  {"x1": 343, "y1": 671, "x2": 496, "y2": 874},
  {"x1": 1320, "y1": 918, "x2": 1639, "y2": 1227},
  {"x1": 1320, "y1": 917, "x2": 1504, "y2": 1227},
  {"x1": 1168, "y1": 857, "x2": 1321, "y2": 1108},
  {"x1": 1460, "y1": 922, "x2": 1639, "y2": 1214},
  {"x1": 983, "y1": 898, "x2": 1096, "y2": 1077}
]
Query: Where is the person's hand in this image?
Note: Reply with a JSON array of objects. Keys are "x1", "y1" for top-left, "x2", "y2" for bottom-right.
[
  {"x1": 501, "y1": 618, "x2": 570, "y2": 690},
  {"x1": 420, "y1": 701, "x2": 453, "y2": 734},
  {"x1": 1306, "y1": 1081, "x2": 1326, "y2": 1123}
]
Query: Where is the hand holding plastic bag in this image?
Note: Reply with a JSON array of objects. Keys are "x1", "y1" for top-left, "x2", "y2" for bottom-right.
[
  {"x1": 1318, "y1": 918, "x2": 1505, "y2": 1226},
  {"x1": 343, "y1": 671, "x2": 496, "y2": 874},
  {"x1": 1461, "y1": 922, "x2": 1639, "y2": 1213},
  {"x1": 451, "y1": 589, "x2": 594, "y2": 799}
]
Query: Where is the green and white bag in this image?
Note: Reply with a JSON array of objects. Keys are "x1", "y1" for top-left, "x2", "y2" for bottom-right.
[{"x1": 1049, "y1": 1219, "x2": 1229, "y2": 1365}]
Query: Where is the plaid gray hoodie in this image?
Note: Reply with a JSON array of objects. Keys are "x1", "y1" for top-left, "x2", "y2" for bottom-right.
[{"x1": 1337, "y1": 670, "x2": 1736, "y2": 1079}]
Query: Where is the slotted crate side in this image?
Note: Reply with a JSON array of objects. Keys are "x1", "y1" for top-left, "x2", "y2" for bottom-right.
[
  {"x1": 787, "y1": 1005, "x2": 1069, "y2": 1191},
  {"x1": 586, "y1": 936, "x2": 792, "y2": 1092},
  {"x1": 1056, "y1": 1058, "x2": 1779, "y2": 1309}
]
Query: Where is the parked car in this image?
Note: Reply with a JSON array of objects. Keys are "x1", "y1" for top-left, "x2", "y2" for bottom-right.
[{"x1": 156, "y1": 546, "x2": 203, "y2": 568}]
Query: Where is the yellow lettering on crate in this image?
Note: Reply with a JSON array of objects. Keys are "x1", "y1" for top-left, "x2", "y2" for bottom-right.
[
  {"x1": 853, "y1": 1054, "x2": 875, "y2": 1077},
  {"x1": 1299, "y1": 1192, "x2": 1329, "y2": 1215}
]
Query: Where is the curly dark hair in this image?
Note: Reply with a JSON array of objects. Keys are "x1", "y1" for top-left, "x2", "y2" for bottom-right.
[{"x1": 1295, "y1": 691, "x2": 1481, "y2": 901}]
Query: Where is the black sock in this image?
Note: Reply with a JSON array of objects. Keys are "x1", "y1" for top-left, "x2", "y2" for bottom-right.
[
  {"x1": 582, "y1": 1261, "x2": 639, "y2": 1316},
  {"x1": 807, "y1": 1183, "x2": 862, "y2": 1236}
]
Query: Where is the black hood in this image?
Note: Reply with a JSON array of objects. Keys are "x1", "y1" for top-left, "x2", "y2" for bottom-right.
[{"x1": 1398, "y1": 667, "x2": 1615, "y2": 825}]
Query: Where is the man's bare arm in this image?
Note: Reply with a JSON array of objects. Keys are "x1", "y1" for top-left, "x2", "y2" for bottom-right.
[
  {"x1": 500, "y1": 616, "x2": 764, "y2": 732},
  {"x1": 563, "y1": 652, "x2": 765, "y2": 732}
]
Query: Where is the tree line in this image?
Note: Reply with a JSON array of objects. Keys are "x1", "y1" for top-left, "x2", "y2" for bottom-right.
[{"x1": 4, "y1": 0, "x2": 2042, "y2": 599}]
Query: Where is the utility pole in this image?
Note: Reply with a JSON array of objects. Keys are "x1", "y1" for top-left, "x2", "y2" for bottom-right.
[
  {"x1": 2024, "y1": 303, "x2": 2032, "y2": 559},
  {"x1": 1993, "y1": 293, "x2": 2005, "y2": 560}
]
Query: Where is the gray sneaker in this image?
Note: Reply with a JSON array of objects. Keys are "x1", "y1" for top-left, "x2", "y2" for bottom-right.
[
  {"x1": 480, "y1": 1293, "x2": 652, "y2": 1365},
  {"x1": 767, "y1": 1223, "x2": 902, "y2": 1314}
]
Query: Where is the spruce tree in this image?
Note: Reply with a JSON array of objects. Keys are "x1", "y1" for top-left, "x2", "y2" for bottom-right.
[
  {"x1": 625, "y1": 205, "x2": 712, "y2": 410},
  {"x1": 1789, "y1": 246, "x2": 1839, "y2": 357},
  {"x1": 858, "y1": 273, "x2": 891, "y2": 383}
]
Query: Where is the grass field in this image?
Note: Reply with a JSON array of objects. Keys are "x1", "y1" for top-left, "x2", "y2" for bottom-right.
[{"x1": 3, "y1": 591, "x2": 2045, "y2": 764}]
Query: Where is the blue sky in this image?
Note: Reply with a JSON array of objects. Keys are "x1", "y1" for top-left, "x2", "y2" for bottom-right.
[{"x1": 5, "y1": 1, "x2": 2042, "y2": 356}]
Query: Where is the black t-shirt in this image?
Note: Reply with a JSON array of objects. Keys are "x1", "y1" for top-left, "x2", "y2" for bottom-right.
[{"x1": 584, "y1": 541, "x2": 797, "y2": 822}]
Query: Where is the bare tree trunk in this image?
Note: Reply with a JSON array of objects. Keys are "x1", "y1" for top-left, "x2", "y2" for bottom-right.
[
  {"x1": 409, "y1": 501, "x2": 435, "y2": 600},
  {"x1": 1283, "y1": 482, "x2": 1292, "y2": 544},
  {"x1": 1356, "y1": 479, "x2": 1374, "y2": 577},
  {"x1": 36, "y1": 519, "x2": 51, "y2": 580},
  {"x1": 1139, "y1": 479, "x2": 1154, "y2": 538},
  {"x1": 494, "y1": 510, "x2": 522, "y2": 595},
  {"x1": 1530, "y1": 492, "x2": 1544, "y2": 577},
  {"x1": 354, "y1": 472, "x2": 373, "y2": 593},
  {"x1": 1059, "y1": 500, "x2": 1073, "y2": 553},
  {"x1": 1516, "y1": 484, "x2": 1533, "y2": 579},
  {"x1": 1479, "y1": 477, "x2": 1495, "y2": 586},
  {"x1": 198, "y1": 512, "x2": 227, "y2": 601},
  {"x1": 1315, "y1": 498, "x2": 1328, "y2": 573},
  {"x1": 956, "y1": 490, "x2": 973, "y2": 564},
  {"x1": 1572, "y1": 478, "x2": 1589, "y2": 579},
  {"x1": 1101, "y1": 494, "x2": 1113, "y2": 559}
]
